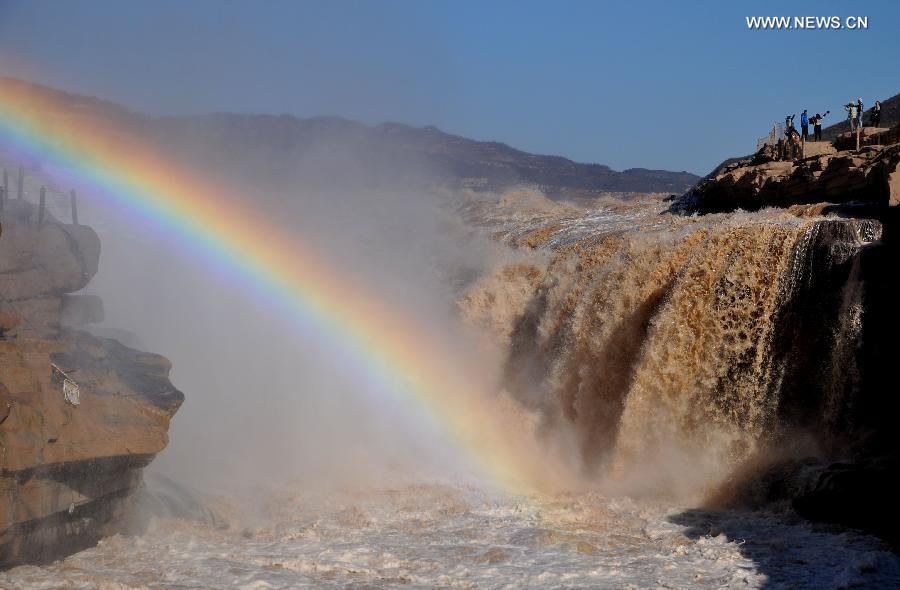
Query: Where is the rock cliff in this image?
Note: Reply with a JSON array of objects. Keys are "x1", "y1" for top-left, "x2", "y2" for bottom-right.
[
  {"x1": 671, "y1": 142, "x2": 900, "y2": 214},
  {"x1": 0, "y1": 199, "x2": 183, "y2": 568}
]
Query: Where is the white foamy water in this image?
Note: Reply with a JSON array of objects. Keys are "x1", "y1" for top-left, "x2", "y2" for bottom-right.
[{"x1": 2, "y1": 484, "x2": 898, "y2": 589}]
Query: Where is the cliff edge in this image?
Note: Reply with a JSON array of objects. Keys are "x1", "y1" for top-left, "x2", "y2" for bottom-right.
[
  {"x1": 670, "y1": 141, "x2": 900, "y2": 215},
  {"x1": 0, "y1": 199, "x2": 183, "y2": 568}
]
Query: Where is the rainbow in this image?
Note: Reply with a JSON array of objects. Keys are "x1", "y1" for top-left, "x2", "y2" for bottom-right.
[{"x1": 0, "y1": 79, "x2": 551, "y2": 492}]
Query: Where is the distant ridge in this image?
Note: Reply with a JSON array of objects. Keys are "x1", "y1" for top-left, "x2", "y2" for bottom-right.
[{"x1": 0, "y1": 77, "x2": 699, "y2": 200}]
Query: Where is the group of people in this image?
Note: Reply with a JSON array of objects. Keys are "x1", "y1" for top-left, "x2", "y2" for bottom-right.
[
  {"x1": 785, "y1": 110, "x2": 829, "y2": 142},
  {"x1": 778, "y1": 98, "x2": 881, "y2": 158},
  {"x1": 785, "y1": 98, "x2": 883, "y2": 143},
  {"x1": 843, "y1": 98, "x2": 883, "y2": 132}
]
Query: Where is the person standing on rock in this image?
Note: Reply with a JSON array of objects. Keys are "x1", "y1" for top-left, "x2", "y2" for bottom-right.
[
  {"x1": 846, "y1": 101, "x2": 858, "y2": 132},
  {"x1": 784, "y1": 125, "x2": 801, "y2": 159},
  {"x1": 800, "y1": 110, "x2": 809, "y2": 141},
  {"x1": 812, "y1": 111, "x2": 829, "y2": 141},
  {"x1": 871, "y1": 101, "x2": 882, "y2": 128},
  {"x1": 857, "y1": 98, "x2": 864, "y2": 130},
  {"x1": 785, "y1": 114, "x2": 795, "y2": 131}
]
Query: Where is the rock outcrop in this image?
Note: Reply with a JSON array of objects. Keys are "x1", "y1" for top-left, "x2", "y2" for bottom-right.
[
  {"x1": 831, "y1": 126, "x2": 899, "y2": 151},
  {"x1": 671, "y1": 143, "x2": 900, "y2": 215},
  {"x1": 0, "y1": 200, "x2": 182, "y2": 568}
]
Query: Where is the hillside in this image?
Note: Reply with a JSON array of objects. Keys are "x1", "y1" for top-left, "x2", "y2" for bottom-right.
[
  {"x1": 0, "y1": 77, "x2": 699, "y2": 200},
  {"x1": 149, "y1": 115, "x2": 699, "y2": 197}
]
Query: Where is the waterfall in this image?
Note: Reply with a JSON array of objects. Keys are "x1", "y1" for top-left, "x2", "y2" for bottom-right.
[{"x1": 461, "y1": 205, "x2": 882, "y2": 498}]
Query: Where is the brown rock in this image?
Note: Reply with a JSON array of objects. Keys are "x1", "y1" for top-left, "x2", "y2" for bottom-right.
[
  {"x1": 671, "y1": 144, "x2": 900, "y2": 214},
  {"x1": 0, "y1": 211, "x2": 182, "y2": 568},
  {"x1": 888, "y1": 162, "x2": 900, "y2": 207},
  {"x1": 0, "y1": 311, "x2": 20, "y2": 332}
]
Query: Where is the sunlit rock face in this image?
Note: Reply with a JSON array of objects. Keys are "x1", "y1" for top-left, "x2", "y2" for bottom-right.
[
  {"x1": 0, "y1": 201, "x2": 183, "y2": 568},
  {"x1": 671, "y1": 143, "x2": 900, "y2": 214}
]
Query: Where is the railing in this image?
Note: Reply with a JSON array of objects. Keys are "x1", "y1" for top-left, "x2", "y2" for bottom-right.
[
  {"x1": 756, "y1": 122, "x2": 785, "y2": 152},
  {"x1": 0, "y1": 165, "x2": 79, "y2": 226}
]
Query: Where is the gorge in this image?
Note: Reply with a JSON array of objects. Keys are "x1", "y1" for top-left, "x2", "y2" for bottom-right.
[{"x1": 2, "y1": 78, "x2": 900, "y2": 587}]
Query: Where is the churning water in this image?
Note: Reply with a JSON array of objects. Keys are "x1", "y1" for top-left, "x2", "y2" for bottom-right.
[{"x1": 2, "y1": 483, "x2": 899, "y2": 589}]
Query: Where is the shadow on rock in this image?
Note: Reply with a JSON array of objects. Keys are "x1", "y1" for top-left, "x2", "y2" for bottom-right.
[{"x1": 669, "y1": 505, "x2": 900, "y2": 589}]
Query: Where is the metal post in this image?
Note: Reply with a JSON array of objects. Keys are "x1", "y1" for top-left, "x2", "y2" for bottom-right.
[
  {"x1": 70, "y1": 190, "x2": 79, "y2": 225},
  {"x1": 38, "y1": 186, "x2": 45, "y2": 227},
  {"x1": 0, "y1": 186, "x2": 5, "y2": 215},
  {"x1": 2, "y1": 169, "x2": 7, "y2": 202},
  {"x1": 17, "y1": 167, "x2": 24, "y2": 200}
]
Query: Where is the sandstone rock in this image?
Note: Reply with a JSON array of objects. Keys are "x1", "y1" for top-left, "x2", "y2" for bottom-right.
[
  {"x1": 60, "y1": 294, "x2": 104, "y2": 326},
  {"x1": 803, "y1": 141, "x2": 837, "y2": 158},
  {"x1": 833, "y1": 126, "x2": 898, "y2": 151},
  {"x1": 0, "y1": 311, "x2": 20, "y2": 333},
  {"x1": 888, "y1": 162, "x2": 900, "y2": 207},
  {"x1": 0, "y1": 210, "x2": 182, "y2": 568},
  {"x1": 0, "y1": 201, "x2": 100, "y2": 306},
  {"x1": 671, "y1": 144, "x2": 900, "y2": 214}
]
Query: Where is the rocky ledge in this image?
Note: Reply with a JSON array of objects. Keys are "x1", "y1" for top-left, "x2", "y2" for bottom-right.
[
  {"x1": 671, "y1": 138, "x2": 900, "y2": 215},
  {"x1": 0, "y1": 200, "x2": 183, "y2": 568}
]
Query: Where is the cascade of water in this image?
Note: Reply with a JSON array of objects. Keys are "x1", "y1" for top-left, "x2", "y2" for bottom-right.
[{"x1": 462, "y1": 207, "x2": 882, "y2": 497}]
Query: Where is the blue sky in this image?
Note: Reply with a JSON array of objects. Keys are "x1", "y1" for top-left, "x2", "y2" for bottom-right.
[{"x1": 0, "y1": 0, "x2": 897, "y2": 174}]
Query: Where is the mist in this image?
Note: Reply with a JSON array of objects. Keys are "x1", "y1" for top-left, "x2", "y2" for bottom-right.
[{"x1": 76, "y1": 131, "x2": 519, "y2": 494}]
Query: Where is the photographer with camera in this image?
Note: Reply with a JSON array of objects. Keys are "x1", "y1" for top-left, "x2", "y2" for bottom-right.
[{"x1": 845, "y1": 101, "x2": 858, "y2": 132}]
